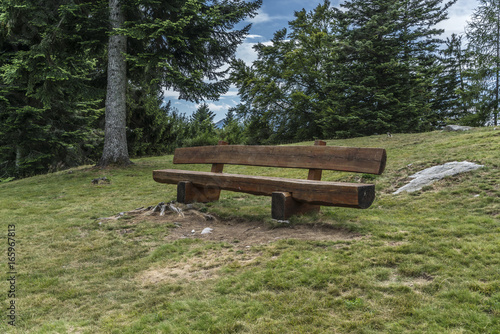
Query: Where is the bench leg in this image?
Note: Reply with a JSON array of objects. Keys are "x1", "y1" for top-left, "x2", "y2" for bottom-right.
[
  {"x1": 271, "y1": 192, "x2": 320, "y2": 220},
  {"x1": 177, "y1": 181, "x2": 221, "y2": 203}
]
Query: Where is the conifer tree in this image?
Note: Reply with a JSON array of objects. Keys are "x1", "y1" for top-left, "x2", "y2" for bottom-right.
[
  {"x1": 466, "y1": 0, "x2": 500, "y2": 125},
  {"x1": 231, "y1": 0, "x2": 456, "y2": 141},
  {"x1": 98, "y1": 0, "x2": 262, "y2": 166},
  {"x1": 231, "y1": 1, "x2": 341, "y2": 142},
  {"x1": 0, "y1": 0, "x2": 108, "y2": 177},
  {"x1": 329, "y1": 0, "x2": 457, "y2": 135}
]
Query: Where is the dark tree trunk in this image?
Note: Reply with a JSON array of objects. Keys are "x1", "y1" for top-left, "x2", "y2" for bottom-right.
[{"x1": 97, "y1": 0, "x2": 131, "y2": 167}]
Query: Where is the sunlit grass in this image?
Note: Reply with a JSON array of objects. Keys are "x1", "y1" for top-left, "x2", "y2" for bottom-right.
[{"x1": 0, "y1": 127, "x2": 499, "y2": 333}]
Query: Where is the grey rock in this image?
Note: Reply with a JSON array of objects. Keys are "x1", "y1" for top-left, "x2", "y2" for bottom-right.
[
  {"x1": 393, "y1": 161, "x2": 484, "y2": 194},
  {"x1": 443, "y1": 125, "x2": 473, "y2": 132}
]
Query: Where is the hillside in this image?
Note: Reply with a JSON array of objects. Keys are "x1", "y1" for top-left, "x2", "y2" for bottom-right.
[{"x1": 1, "y1": 128, "x2": 499, "y2": 333}]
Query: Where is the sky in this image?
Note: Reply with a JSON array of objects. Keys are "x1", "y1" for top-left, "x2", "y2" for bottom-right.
[{"x1": 165, "y1": 0, "x2": 480, "y2": 122}]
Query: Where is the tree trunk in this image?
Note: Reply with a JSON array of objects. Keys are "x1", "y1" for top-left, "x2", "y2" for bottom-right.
[
  {"x1": 495, "y1": 8, "x2": 500, "y2": 126},
  {"x1": 97, "y1": 0, "x2": 131, "y2": 167}
]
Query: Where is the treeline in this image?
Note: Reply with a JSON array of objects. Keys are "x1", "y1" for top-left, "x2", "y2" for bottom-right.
[
  {"x1": 231, "y1": 0, "x2": 500, "y2": 144},
  {"x1": 1, "y1": 0, "x2": 499, "y2": 180}
]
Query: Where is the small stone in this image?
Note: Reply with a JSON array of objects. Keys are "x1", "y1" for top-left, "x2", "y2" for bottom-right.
[{"x1": 201, "y1": 227, "x2": 213, "y2": 234}]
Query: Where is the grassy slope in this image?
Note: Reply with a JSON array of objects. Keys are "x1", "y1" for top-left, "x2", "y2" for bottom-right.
[{"x1": 1, "y1": 128, "x2": 499, "y2": 333}]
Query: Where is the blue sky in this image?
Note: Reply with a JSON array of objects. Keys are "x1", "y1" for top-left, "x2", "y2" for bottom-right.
[{"x1": 165, "y1": 0, "x2": 479, "y2": 122}]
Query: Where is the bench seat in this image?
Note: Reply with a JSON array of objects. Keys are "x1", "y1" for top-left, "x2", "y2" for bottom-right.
[
  {"x1": 153, "y1": 169, "x2": 375, "y2": 209},
  {"x1": 153, "y1": 141, "x2": 386, "y2": 219}
]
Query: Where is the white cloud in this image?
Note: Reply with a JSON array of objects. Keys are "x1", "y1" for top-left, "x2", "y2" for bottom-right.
[
  {"x1": 246, "y1": 34, "x2": 263, "y2": 39},
  {"x1": 163, "y1": 88, "x2": 180, "y2": 98},
  {"x1": 437, "y1": 0, "x2": 479, "y2": 37},
  {"x1": 197, "y1": 102, "x2": 233, "y2": 113},
  {"x1": 221, "y1": 86, "x2": 240, "y2": 98},
  {"x1": 235, "y1": 40, "x2": 282, "y2": 66},
  {"x1": 235, "y1": 42, "x2": 259, "y2": 65},
  {"x1": 248, "y1": 9, "x2": 290, "y2": 24},
  {"x1": 248, "y1": 9, "x2": 272, "y2": 24}
]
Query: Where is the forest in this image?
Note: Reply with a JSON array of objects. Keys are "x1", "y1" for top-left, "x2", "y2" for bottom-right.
[{"x1": 1, "y1": 0, "x2": 499, "y2": 179}]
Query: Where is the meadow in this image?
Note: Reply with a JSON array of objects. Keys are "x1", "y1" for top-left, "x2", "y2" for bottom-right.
[{"x1": 1, "y1": 128, "x2": 499, "y2": 333}]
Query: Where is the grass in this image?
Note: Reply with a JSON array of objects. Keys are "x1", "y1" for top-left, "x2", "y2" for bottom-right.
[{"x1": 1, "y1": 127, "x2": 499, "y2": 333}]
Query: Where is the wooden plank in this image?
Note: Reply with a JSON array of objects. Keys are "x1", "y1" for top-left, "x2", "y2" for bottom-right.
[
  {"x1": 173, "y1": 145, "x2": 386, "y2": 175},
  {"x1": 271, "y1": 192, "x2": 320, "y2": 220},
  {"x1": 153, "y1": 169, "x2": 376, "y2": 208}
]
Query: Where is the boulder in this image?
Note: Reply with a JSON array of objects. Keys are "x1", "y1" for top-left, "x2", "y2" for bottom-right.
[
  {"x1": 393, "y1": 161, "x2": 484, "y2": 194},
  {"x1": 443, "y1": 125, "x2": 473, "y2": 132}
]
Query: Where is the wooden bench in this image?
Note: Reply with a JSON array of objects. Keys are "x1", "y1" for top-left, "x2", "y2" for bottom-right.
[{"x1": 153, "y1": 141, "x2": 386, "y2": 220}]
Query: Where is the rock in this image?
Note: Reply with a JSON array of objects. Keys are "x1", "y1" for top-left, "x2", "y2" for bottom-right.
[
  {"x1": 201, "y1": 227, "x2": 213, "y2": 234},
  {"x1": 393, "y1": 161, "x2": 484, "y2": 194},
  {"x1": 443, "y1": 125, "x2": 473, "y2": 132}
]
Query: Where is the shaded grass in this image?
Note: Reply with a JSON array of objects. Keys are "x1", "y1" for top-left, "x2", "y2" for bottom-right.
[{"x1": 0, "y1": 127, "x2": 499, "y2": 333}]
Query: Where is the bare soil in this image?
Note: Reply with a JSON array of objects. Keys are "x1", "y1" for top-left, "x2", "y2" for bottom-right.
[
  {"x1": 125, "y1": 204, "x2": 363, "y2": 286},
  {"x1": 124, "y1": 203, "x2": 363, "y2": 248}
]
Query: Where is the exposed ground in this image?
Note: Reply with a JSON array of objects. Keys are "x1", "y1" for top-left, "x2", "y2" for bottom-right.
[{"x1": 102, "y1": 203, "x2": 363, "y2": 247}]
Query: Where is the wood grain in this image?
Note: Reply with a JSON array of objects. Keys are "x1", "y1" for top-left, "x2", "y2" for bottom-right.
[
  {"x1": 173, "y1": 145, "x2": 386, "y2": 175},
  {"x1": 153, "y1": 169, "x2": 376, "y2": 208}
]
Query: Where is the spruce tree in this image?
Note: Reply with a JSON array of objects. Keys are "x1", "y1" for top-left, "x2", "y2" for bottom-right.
[
  {"x1": 330, "y1": 0, "x2": 457, "y2": 135},
  {"x1": 466, "y1": 0, "x2": 500, "y2": 125},
  {"x1": 97, "y1": 0, "x2": 262, "y2": 166},
  {"x1": 0, "y1": 0, "x2": 107, "y2": 177},
  {"x1": 232, "y1": 0, "x2": 456, "y2": 142},
  {"x1": 231, "y1": 1, "x2": 341, "y2": 142}
]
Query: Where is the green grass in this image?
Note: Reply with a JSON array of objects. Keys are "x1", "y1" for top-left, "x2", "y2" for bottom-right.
[{"x1": 1, "y1": 128, "x2": 499, "y2": 333}]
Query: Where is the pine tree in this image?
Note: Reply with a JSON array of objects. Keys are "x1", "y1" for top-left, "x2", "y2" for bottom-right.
[
  {"x1": 466, "y1": 0, "x2": 500, "y2": 125},
  {"x1": 330, "y1": 0, "x2": 457, "y2": 135},
  {"x1": 183, "y1": 103, "x2": 219, "y2": 147},
  {"x1": 220, "y1": 109, "x2": 246, "y2": 144},
  {"x1": 232, "y1": 0, "x2": 457, "y2": 142},
  {"x1": 435, "y1": 34, "x2": 482, "y2": 124},
  {"x1": 97, "y1": 0, "x2": 262, "y2": 166},
  {"x1": 231, "y1": 1, "x2": 341, "y2": 142},
  {"x1": 0, "y1": 0, "x2": 107, "y2": 177},
  {"x1": 99, "y1": 0, "x2": 129, "y2": 166}
]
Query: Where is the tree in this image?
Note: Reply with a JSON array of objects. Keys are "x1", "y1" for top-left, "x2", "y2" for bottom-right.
[
  {"x1": 97, "y1": 0, "x2": 262, "y2": 166},
  {"x1": 466, "y1": 0, "x2": 500, "y2": 125},
  {"x1": 99, "y1": 0, "x2": 129, "y2": 166},
  {"x1": 329, "y1": 0, "x2": 457, "y2": 135},
  {"x1": 435, "y1": 34, "x2": 482, "y2": 124},
  {"x1": 231, "y1": 0, "x2": 456, "y2": 142},
  {"x1": 220, "y1": 109, "x2": 246, "y2": 144},
  {"x1": 0, "y1": 0, "x2": 107, "y2": 178},
  {"x1": 183, "y1": 103, "x2": 219, "y2": 147},
  {"x1": 231, "y1": 1, "x2": 342, "y2": 142}
]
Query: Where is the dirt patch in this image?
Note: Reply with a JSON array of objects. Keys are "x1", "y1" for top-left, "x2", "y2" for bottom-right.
[
  {"x1": 137, "y1": 247, "x2": 260, "y2": 285},
  {"x1": 121, "y1": 203, "x2": 363, "y2": 286},
  {"x1": 122, "y1": 203, "x2": 363, "y2": 247}
]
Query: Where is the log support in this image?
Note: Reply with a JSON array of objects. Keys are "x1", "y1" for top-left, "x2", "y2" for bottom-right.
[
  {"x1": 272, "y1": 192, "x2": 319, "y2": 220},
  {"x1": 177, "y1": 181, "x2": 221, "y2": 203},
  {"x1": 177, "y1": 141, "x2": 227, "y2": 204}
]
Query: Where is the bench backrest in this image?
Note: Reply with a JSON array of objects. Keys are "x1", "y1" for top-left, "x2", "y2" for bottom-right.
[{"x1": 173, "y1": 143, "x2": 386, "y2": 175}]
